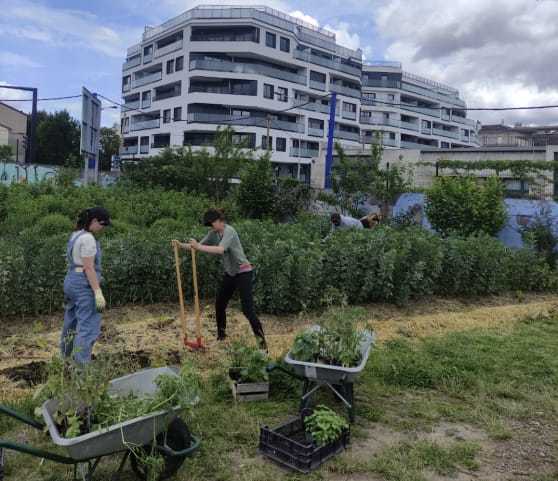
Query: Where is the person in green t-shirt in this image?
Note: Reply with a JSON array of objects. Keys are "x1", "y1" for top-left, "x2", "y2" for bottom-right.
[{"x1": 172, "y1": 208, "x2": 267, "y2": 350}]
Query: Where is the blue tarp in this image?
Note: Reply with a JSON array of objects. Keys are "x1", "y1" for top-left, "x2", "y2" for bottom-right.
[{"x1": 393, "y1": 193, "x2": 558, "y2": 249}]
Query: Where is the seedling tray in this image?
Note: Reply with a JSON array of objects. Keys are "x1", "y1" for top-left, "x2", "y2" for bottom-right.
[
  {"x1": 260, "y1": 417, "x2": 349, "y2": 473},
  {"x1": 41, "y1": 367, "x2": 182, "y2": 461},
  {"x1": 285, "y1": 326, "x2": 374, "y2": 383}
]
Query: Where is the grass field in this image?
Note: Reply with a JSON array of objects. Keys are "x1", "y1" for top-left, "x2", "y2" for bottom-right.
[{"x1": 1, "y1": 294, "x2": 557, "y2": 480}]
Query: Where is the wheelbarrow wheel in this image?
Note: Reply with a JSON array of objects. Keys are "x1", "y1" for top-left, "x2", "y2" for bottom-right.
[{"x1": 130, "y1": 418, "x2": 192, "y2": 481}]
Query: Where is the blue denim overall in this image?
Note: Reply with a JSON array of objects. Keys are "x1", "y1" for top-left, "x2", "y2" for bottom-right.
[{"x1": 60, "y1": 231, "x2": 102, "y2": 364}]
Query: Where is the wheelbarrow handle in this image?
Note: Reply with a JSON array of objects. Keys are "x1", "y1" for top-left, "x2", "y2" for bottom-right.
[
  {"x1": 266, "y1": 364, "x2": 306, "y2": 380},
  {"x1": 0, "y1": 438, "x2": 76, "y2": 465},
  {"x1": 153, "y1": 434, "x2": 201, "y2": 457},
  {"x1": 0, "y1": 404, "x2": 44, "y2": 430}
]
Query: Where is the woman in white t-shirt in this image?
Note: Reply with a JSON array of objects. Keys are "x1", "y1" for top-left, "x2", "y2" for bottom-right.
[{"x1": 60, "y1": 206, "x2": 111, "y2": 364}]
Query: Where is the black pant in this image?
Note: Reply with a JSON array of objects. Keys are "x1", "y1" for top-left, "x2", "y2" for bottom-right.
[{"x1": 215, "y1": 271, "x2": 265, "y2": 342}]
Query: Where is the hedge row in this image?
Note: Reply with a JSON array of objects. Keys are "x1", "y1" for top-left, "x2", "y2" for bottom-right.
[{"x1": 1, "y1": 219, "x2": 557, "y2": 317}]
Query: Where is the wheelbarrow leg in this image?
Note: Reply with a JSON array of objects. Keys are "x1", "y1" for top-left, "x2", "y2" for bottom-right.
[{"x1": 111, "y1": 451, "x2": 130, "y2": 481}]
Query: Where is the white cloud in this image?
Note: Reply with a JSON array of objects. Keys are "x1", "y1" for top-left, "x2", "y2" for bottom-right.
[
  {"x1": 0, "y1": 52, "x2": 43, "y2": 70},
  {"x1": 374, "y1": 0, "x2": 558, "y2": 125},
  {"x1": 289, "y1": 10, "x2": 320, "y2": 26},
  {"x1": 324, "y1": 21, "x2": 361, "y2": 51}
]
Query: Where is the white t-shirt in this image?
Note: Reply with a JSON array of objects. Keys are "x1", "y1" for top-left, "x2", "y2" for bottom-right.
[{"x1": 69, "y1": 230, "x2": 97, "y2": 266}]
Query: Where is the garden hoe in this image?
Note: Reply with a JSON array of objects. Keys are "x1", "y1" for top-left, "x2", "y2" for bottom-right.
[{"x1": 173, "y1": 243, "x2": 203, "y2": 350}]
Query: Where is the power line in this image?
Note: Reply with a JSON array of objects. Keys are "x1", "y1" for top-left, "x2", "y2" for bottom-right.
[{"x1": 0, "y1": 94, "x2": 82, "y2": 102}]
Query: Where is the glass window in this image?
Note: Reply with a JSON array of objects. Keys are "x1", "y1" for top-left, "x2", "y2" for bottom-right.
[
  {"x1": 266, "y1": 32, "x2": 276, "y2": 48},
  {"x1": 261, "y1": 135, "x2": 273, "y2": 149},
  {"x1": 175, "y1": 56, "x2": 184, "y2": 71},
  {"x1": 163, "y1": 109, "x2": 171, "y2": 123},
  {"x1": 174, "y1": 107, "x2": 182, "y2": 121},
  {"x1": 263, "y1": 84, "x2": 274, "y2": 99},
  {"x1": 280, "y1": 37, "x2": 290, "y2": 52},
  {"x1": 277, "y1": 87, "x2": 288, "y2": 102},
  {"x1": 167, "y1": 59, "x2": 174, "y2": 74},
  {"x1": 141, "y1": 91, "x2": 151, "y2": 108},
  {"x1": 276, "y1": 137, "x2": 286, "y2": 152}
]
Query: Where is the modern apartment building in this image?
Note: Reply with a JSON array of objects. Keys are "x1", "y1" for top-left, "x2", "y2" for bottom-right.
[{"x1": 120, "y1": 5, "x2": 479, "y2": 184}]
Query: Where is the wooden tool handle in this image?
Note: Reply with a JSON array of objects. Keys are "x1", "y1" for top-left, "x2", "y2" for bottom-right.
[
  {"x1": 191, "y1": 248, "x2": 201, "y2": 338},
  {"x1": 173, "y1": 243, "x2": 187, "y2": 336}
]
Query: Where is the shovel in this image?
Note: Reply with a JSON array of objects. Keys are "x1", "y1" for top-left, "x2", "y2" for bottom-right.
[{"x1": 173, "y1": 243, "x2": 203, "y2": 350}]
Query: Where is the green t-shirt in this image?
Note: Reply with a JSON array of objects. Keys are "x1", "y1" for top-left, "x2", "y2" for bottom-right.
[{"x1": 200, "y1": 224, "x2": 251, "y2": 277}]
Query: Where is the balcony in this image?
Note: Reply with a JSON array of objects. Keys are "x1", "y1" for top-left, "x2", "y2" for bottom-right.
[
  {"x1": 308, "y1": 127, "x2": 324, "y2": 137},
  {"x1": 400, "y1": 120, "x2": 419, "y2": 131},
  {"x1": 441, "y1": 112, "x2": 451, "y2": 121},
  {"x1": 189, "y1": 59, "x2": 306, "y2": 85},
  {"x1": 401, "y1": 103, "x2": 440, "y2": 118},
  {"x1": 363, "y1": 136, "x2": 398, "y2": 147},
  {"x1": 293, "y1": 100, "x2": 330, "y2": 114},
  {"x1": 400, "y1": 140, "x2": 426, "y2": 149},
  {"x1": 294, "y1": 50, "x2": 361, "y2": 77},
  {"x1": 154, "y1": 39, "x2": 183, "y2": 58},
  {"x1": 290, "y1": 147, "x2": 319, "y2": 158},
  {"x1": 432, "y1": 127, "x2": 460, "y2": 139},
  {"x1": 130, "y1": 119, "x2": 160, "y2": 131},
  {"x1": 140, "y1": 144, "x2": 150, "y2": 154},
  {"x1": 342, "y1": 111, "x2": 357, "y2": 121},
  {"x1": 141, "y1": 100, "x2": 151, "y2": 109},
  {"x1": 329, "y1": 83, "x2": 361, "y2": 99},
  {"x1": 187, "y1": 113, "x2": 304, "y2": 133},
  {"x1": 144, "y1": 53, "x2": 152, "y2": 64},
  {"x1": 123, "y1": 56, "x2": 141, "y2": 71},
  {"x1": 401, "y1": 81, "x2": 466, "y2": 108},
  {"x1": 122, "y1": 83, "x2": 131, "y2": 93},
  {"x1": 132, "y1": 71, "x2": 162, "y2": 88},
  {"x1": 309, "y1": 80, "x2": 326, "y2": 91},
  {"x1": 123, "y1": 100, "x2": 140, "y2": 111},
  {"x1": 123, "y1": 145, "x2": 138, "y2": 154},
  {"x1": 334, "y1": 129, "x2": 360, "y2": 142},
  {"x1": 452, "y1": 116, "x2": 477, "y2": 127},
  {"x1": 360, "y1": 117, "x2": 401, "y2": 129},
  {"x1": 362, "y1": 79, "x2": 401, "y2": 88},
  {"x1": 421, "y1": 126, "x2": 431, "y2": 135}
]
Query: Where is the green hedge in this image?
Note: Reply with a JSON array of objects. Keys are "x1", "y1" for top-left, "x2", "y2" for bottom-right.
[{"x1": 1, "y1": 184, "x2": 557, "y2": 317}]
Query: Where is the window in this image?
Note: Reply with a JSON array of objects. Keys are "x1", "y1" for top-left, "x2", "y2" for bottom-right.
[
  {"x1": 166, "y1": 59, "x2": 174, "y2": 74},
  {"x1": 277, "y1": 87, "x2": 288, "y2": 102},
  {"x1": 276, "y1": 137, "x2": 286, "y2": 152},
  {"x1": 175, "y1": 56, "x2": 184, "y2": 71},
  {"x1": 191, "y1": 26, "x2": 260, "y2": 42},
  {"x1": 163, "y1": 109, "x2": 171, "y2": 123},
  {"x1": 280, "y1": 37, "x2": 290, "y2": 52},
  {"x1": 141, "y1": 91, "x2": 151, "y2": 108},
  {"x1": 152, "y1": 133, "x2": 170, "y2": 148},
  {"x1": 140, "y1": 136, "x2": 149, "y2": 154},
  {"x1": 266, "y1": 32, "x2": 276, "y2": 48},
  {"x1": 122, "y1": 75, "x2": 131, "y2": 91},
  {"x1": 174, "y1": 107, "x2": 182, "y2": 121},
  {"x1": 232, "y1": 133, "x2": 256, "y2": 148},
  {"x1": 143, "y1": 45, "x2": 153, "y2": 63},
  {"x1": 261, "y1": 135, "x2": 273, "y2": 149},
  {"x1": 309, "y1": 118, "x2": 323, "y2": 129},
  {"x1": 387, "y1": 94, "x2": 395, "y2": 102},
  {"x1": 263, "y1": 84, "x2": 274, "y2": 99}
]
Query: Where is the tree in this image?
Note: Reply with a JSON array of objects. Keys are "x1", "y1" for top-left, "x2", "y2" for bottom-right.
[
  {"x1": 99, "y1": 126, "x2": 120, "y2": 171},
  {"x1": 35, "y1": 110, "x2": 80, "y2": 165},
  {"x1": 425, "y1": 175, "x2": 506, "y2": 237},
  {"x1": 0, "y1": 145, "x2": 12, "y2": 163},
  {"x1": 236, "y1": 153, "x2": 274, "y2": 219},
  {"x1": 123, "y1": 126, "x2": 254, "y2": 200},
  {"x1": 272, "y1": 178, "x2": 312, "y2": 222}
]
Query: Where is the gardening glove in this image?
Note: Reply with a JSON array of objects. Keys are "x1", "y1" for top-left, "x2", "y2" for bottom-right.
[{"x1": 94, "y1": 289, "x2": 106, "y2": 312}]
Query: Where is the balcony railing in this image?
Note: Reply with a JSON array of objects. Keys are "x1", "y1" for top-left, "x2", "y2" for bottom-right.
[
  {"x1": 360, "y1": 117, "x2": 400, "y2": 128},
  {"x1": 143, "y1": 53, "x2": 153, "y2": 64},
  {"x1": 308, "y1": 127, "x2": 324, "y2": 137},
  {"x1": 362, "y1": 79, "x2": 401, "y2": 89},
  {"x1": 432, "y1": 127, "x2": 460, "y2": 139},
  {"x1": 290, "y1": 147, "x2": 319, "y2": 158},
  {"x1": 189, "y1": 59, "x2": 306, "y2": 85},
  {"x1": 123, "y1": 100, "x2": 140, "y2": 111},
  {"x1": 153, "y1": 91, "x2": 180, "y2": 102},
  {"x1": 452, "y1": 115, "x2": 477, "y2": 127},
  {"x1": 132, "y1": 71, "x2": 162, "y2": 88},
  {"x1": 293, "y1": 100, "x2": 330, "y2": 114},
  {"x1": 441, "y1": 112, "x2": 451, "y2": 121},
  {"x1": 400, "y1": 120, "x2": 419, "y2": 131},
  {"x1": 421, "y1": 126, "x2": 431, "y2": 135},
  {"x1": 334, "y1": 129, "x2": 360, "y2": 142},
  {"x1": 329, "y1": 83, "x2": 361, "y2": 99},
  {"x1": 294, "y1": 50, "x2": 361, "y2": 77},
  {"x1": 309, "y1": 80, "x2": 326, "y2": 91},
  {"x1": 400, "y1": 140, "x2": 429, "y2": 149},
  {"x1": 154, "y1": 39, "x2": 183, "y2": 58},
  {"x1": 189, "y1": 86, "x2": 257, "y2": 96},
  {"x1": 123, "y1": 145, "x2": 138, "y2": 154},
  {"x1": 130, "y1": 118, "x2": 160, "y2": 131},
  {"x1": 342, "y1": 111, "x2": 357, "y2": 121},
  {"x1": 142, "y1": 100, "x2": 151, "y2": 109},
  {"x1": 123, "y1": 56, "x2": 141, "y2": 71},
  {"x1": 140, "y1": 145, "x2": 150, "y2": 154},
  {"x1": 400, "y1": 103, "x2": 440, "y2": 118},
  {"x1": 187, "y1": 113, "x2": 304, "y2": 132},
  {"x1": 401, "y1": 81, "x2": 466, "y2": 108}
]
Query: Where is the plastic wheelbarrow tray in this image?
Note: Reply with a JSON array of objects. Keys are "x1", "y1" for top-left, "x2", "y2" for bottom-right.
[
  {"x1": 285, "y1": 326, "x2": 375, "y2": 383},
  {"x1": 41, "y1": 367, "x2": 183, "y2": 461}
]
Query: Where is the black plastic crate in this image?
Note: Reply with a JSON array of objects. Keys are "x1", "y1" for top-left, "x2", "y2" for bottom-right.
[{"x1": 259, "y1": 417, "x2": 350, "y2": 473}]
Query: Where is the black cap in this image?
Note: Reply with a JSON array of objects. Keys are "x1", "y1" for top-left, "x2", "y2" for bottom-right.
[{"x1": 89, "y1": 206, "x2": 112, "y2": 226}]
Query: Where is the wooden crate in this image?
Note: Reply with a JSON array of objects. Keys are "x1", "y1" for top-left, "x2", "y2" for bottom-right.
[{"x1": 230, "y1": 381, "x2": 269, "y2": 402}]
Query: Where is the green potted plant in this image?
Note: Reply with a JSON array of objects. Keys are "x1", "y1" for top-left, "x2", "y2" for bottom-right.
[{"x1": 227, "y1": 343, "x2": 270, "y2": 402}]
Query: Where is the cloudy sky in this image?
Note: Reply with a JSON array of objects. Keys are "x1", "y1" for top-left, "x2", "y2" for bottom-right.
[{"x1": 1, "y1": 0, "x2": 557, "y2": 127}]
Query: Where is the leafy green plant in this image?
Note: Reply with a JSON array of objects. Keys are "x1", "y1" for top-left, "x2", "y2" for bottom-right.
[
  {"x1": 304, "y1": 405, "x2": 348, "y2": 445},
  {"x1": 227, "y1": 343, "x2": 270, "y2": 383},
  {"x1": 521, "y1": 208, "x2": 558, "y2": 268}
]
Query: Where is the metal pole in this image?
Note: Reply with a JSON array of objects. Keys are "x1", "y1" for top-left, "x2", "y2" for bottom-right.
[
  {"x1": 30, "y1": 88, "x2": 37, "y2": 164},
  {"x1": 297, "y1": 107, "x2": 301, "y2": 180},
  {"x1": 16, "y1": 139, "x2": 19, "y2": 163},
  {"x1": 266, "y1": 113, "x2": 270, "y2": 152},
  {"x1": 325, "y1": 92, "x2": 337, "y2": 188}
]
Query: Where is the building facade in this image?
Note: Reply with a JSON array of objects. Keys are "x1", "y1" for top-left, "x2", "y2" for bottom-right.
[
  {"x1": 121, "y1": 5, "x2": 479, "y2": 184},
  {"x1": 0, "y1": 102, "x2": 27, "y2": 163},
  {"x1": 479, "y1": 124, "x2": 558, "y2": 147}
]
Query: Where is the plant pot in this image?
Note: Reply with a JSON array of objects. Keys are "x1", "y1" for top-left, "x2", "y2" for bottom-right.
[{"x1": 228, "y1": 368, "x2": 269, "y2": 402}]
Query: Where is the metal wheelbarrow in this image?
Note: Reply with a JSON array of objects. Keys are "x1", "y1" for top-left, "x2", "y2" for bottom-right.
[{"x1": 0, "y1": 367, "x2": 200, "y2": 481}]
